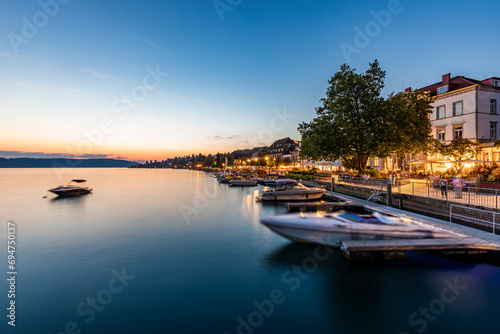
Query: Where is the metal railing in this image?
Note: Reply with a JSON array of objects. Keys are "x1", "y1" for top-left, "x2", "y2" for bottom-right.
[
  {"x1": 450, "y1": 204, "x2": 500, "y2": 234},
  {"x1": 336, "y1": 177, "x2": 500, "y2": 210},
  {"x1": 314, "y1": 176, "x2": 333, "y2": 183},
  {"x1": 336, "y1": 175, "x2": 390, "y2": 191}
]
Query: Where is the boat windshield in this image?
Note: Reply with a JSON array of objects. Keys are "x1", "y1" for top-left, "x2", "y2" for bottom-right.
[{"x1": 327, "y1": 210, "x2": 403, "y2": 225}]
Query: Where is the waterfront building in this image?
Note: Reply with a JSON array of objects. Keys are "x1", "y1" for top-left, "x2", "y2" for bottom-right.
[
  {"x1": 268, "y1": 137, "x2": 300, "y2": 159},
  {"x1": 421, "y1": 73, "x2": 500, "y2": 149},
  {"x1": 369, "y1": 73, "x2": 500, "y2": 172}
]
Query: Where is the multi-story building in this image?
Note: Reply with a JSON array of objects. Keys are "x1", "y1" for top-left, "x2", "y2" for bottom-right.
[
  {"x1": 369, "y1": 73, "x2": 500, "y2": 171},
  {"x1": 268, "y1": 137, "x2": 299, "y2": 159},
  {"x1": 420, "y1": 74, "x2": 500, "y2": 142},
  {"x1": 418, "y1": 73, "x2": 500, "y2": 161}
]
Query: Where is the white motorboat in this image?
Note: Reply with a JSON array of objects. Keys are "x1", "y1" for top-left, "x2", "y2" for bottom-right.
[
  {"x1": 258, "y1": 174, "x2": 286, "y2": 185},
  {"x1": 256, "y1": 183, "x2": 326, "y2": 201},
  {"x1": 48, "y1": 179, "x2": 92, "y2": 197},
  {"x1": 228, "y1": 179, "x2": 258, "y2": 186},
  {"x1": 260, "y1": 210, "x2": 451, "y2": 246}
]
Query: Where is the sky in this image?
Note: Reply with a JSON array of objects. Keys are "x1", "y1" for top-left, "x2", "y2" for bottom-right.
[{"x1": 1, "y1": 0, "x2": 500, "y2": 162}]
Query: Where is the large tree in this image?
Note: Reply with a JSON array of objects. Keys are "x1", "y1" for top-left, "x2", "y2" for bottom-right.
[{"x1": 299, "y1": 60, "x2": 433, "y2": 171}]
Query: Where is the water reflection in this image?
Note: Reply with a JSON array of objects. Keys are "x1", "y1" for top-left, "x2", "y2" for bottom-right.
[{"x1": 49, "y1": 194, "x2": 91, "y2": 203}]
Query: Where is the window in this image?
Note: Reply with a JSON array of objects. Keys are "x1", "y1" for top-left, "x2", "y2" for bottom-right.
[
  {"x1": 437, "y1": 106, "x2": 445, "y2": 119},
  {"x1": 437, "y1": 129, "x2": 445, "y2": 141},
  {"x1": 491, "y1": 123, "x2": 497, "y2": 140},
  {"x1": 494, "y1": 80, "x2": 500, "y2": 87},
  {"x1": 454, "y1": 126, "x2": 463, "y2": 140},
  {"x1": 453, "y1": 101, "x2": 463, "y2": 116},
  {"x1": 491, "y1": 99, "x2": 498, "y2": 114},
  {"x1": 372, "y1": 157, "x2": 379, "y2": 167},
  {"x1": 437, "y1": 85, "x2": 448, "y2": 94}
]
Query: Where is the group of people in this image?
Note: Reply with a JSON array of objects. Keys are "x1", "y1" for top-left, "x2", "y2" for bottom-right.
[{"x1": 439, "y1": 175, "x2": 465, "y2": 199}]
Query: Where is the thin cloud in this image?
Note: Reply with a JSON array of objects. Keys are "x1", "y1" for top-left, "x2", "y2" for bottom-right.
[
  {"x1": 128, "y1": 33, "x2": 176, "y2": 58},
  {"x1": 80, "y1": 68, "x2": 114, "y2": 79},
  {"x1": 208, "y1": 135, "x2": 241, "y2": 140},
  {"x1": 78, "y1": 68, "x2": 136, "y2": 85}
]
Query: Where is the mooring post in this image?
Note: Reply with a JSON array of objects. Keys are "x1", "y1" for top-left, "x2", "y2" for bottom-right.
[
  {"x1": 387, "y1": 182, "x2": 392, "y2": 207},
  {"x1": 331, "y1": 176, "x2": 335, "y2": 192}
]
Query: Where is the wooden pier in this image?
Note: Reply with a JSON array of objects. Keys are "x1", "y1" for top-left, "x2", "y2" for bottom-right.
[
  {"x1": 285, "y1": 201, "x2": 366, "y2": 213},
  {"x1": 340, "y1": 238, "x2": 500, "y2": 260},
  {"x1": 285, "y1": 191, "x2": 500, "y2": 261}
]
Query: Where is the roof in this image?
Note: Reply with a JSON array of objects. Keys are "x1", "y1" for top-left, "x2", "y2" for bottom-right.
[
  {"x1": 418, "y1": 75, "x2": 500, "y2": 97},
  {"x1": 418, "y1": 76, "x2": 480, "y2": 96},
  {"x1": 269, "y1": 137, "x2": 294, "y2": 148}
]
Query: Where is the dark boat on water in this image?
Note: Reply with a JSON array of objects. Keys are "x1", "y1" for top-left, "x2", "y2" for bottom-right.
[{"x1": 49, "y1": 179, "x2": 92, "y2": 197}]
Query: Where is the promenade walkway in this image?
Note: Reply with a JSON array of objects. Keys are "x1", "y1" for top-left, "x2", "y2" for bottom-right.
[{"x1": 333, "y1": 177, "x2": 500, "y2": 210}]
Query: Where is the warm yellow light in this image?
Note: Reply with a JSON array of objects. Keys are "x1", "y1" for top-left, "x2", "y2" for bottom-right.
[{"x1": 445, "y1": 163, "x2": 452, "y2": 168}]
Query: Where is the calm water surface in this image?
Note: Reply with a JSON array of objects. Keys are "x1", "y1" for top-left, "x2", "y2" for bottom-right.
[{"x1": 1, "y1": 168, "x2": 499, "y2": 334}]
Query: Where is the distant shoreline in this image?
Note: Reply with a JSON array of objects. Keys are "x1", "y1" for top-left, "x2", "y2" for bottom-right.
[{"x1": 0, "y1": 158, "x2": 137, "y2": 168}]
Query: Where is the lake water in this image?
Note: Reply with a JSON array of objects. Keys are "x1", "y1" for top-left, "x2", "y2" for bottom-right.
[{"x1": 1, "y1": 168, "x2": 500, "y2": 334}]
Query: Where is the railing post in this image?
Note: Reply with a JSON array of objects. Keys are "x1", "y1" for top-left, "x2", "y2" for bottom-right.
[
  {"x1": 450, "y1": 204, "x2": 452, "y2": 223},
  {"x1": 496, "y1": 190, "x2": 498, "y2": 210},
  {"x1": 331, "y1": 176, "x2": 335, "y2": 192},
  {"x1": 468, "y1": 187, "x2": 471, "y2": 205},
  {"x1": 427, "y1": 181, "x2": 430, "y2": 198},
  {"x1": 387, "y1": 182, "x2": 392, "y2": 207},
  {"x1": 412, "y1": 182, "x2": 414, "y2": 196},
  {"x1": 494, "y1": 212, "x2": 496, "y2": 234}
]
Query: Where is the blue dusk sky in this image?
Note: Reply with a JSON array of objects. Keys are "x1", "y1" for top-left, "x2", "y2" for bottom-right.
[{"x1": 1, "y1": 0, "x2": 499, "y2": 161}]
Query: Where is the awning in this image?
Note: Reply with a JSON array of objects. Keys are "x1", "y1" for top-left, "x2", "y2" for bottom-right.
[
  {"x1": 452, "y1": 159, "x2": 489, "y2": 164},
  {"x1": 405, "y1": 159, "x2": 450, "y2": 165}
]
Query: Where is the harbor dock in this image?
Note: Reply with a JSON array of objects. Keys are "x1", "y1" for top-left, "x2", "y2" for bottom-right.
[
  {"x1": 296, "y1": 191, "x2": 500, "y2": 261},
  {"x1": 285, "y1": 201, "x2": 364, "y2": 212}
]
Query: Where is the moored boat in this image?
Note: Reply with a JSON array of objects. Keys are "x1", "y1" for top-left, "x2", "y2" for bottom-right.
[
  {"x1": 228, "y1": 179, "x2": 258, "y2": 186},
  {"x1": 256, "y1": 183, "x2": 326, "y2": 201},
  {"x1": 260, "y1": 210, "x2": 451, "y2": 247}
]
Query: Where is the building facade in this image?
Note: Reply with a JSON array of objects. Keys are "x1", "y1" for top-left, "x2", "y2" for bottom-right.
[
  {"x1": 420, "y1": 73, "x2": 500, "y2": 162},
  {"x1": 368, "y1": 73, "x2": 500, "y2": 172},
  {"x1": 268, "y1": 137, "x2": 300, "y2": 159}
]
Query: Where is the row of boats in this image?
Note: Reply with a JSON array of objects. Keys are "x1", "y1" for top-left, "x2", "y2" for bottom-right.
[{"x1": 214, "y1": 172, "x2": 327, "y2": 201}]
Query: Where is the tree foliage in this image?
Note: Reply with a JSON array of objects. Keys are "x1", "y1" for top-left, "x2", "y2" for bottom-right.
[
  {"x1": 430, "y1": 138, "x2": 483, "y2": 161},
  {"x1": 299, "y1": 60, "x2": 433, "y2": 171}
]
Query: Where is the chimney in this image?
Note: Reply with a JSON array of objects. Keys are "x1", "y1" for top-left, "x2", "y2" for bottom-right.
[
  {"x1": 404, "y1": 87, "x2": 412, "y2": 92},
  {"x1": 442, "y1": 73, "x2": 451, "y2": 83}
]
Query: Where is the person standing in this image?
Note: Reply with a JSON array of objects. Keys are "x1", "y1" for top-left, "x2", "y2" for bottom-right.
[
  {"x1": 456, "y1": 176, "x2": 463, "y2": 199},
  {"x1": 440, "y1": 177, "x2": 448, "y2": 199}
]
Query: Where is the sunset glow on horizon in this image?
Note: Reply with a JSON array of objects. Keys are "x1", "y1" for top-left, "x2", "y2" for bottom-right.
[{"x1": 1, "y1": 0, "x2": 500, "y2": 162}]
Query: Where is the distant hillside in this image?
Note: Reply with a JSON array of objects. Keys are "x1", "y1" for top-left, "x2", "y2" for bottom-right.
[{"x1": 0, "y1": 158, "x2": 138, "y2": 168}]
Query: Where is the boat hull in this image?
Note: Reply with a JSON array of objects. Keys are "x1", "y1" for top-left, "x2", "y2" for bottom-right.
[
  {"x1": 260, "y1": 213, "x2": 450, "y2": 246},
  {"x1": 257, "y1": 190, "x2": 325, "y2": 201},
  {"x1": 49, "y1": 188, "x2": 92, "y2": 197},
  {"x1": 229, "y1": 180, "x2": 258, "y2": 186}
]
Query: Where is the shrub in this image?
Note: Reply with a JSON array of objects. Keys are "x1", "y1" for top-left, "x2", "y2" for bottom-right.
[
  {"x1": 360, "y1": 169, "x2": 381, "y2": 178},
  {"x1": 286, "y1": 173, "x2": 315, "y2": 181}
]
